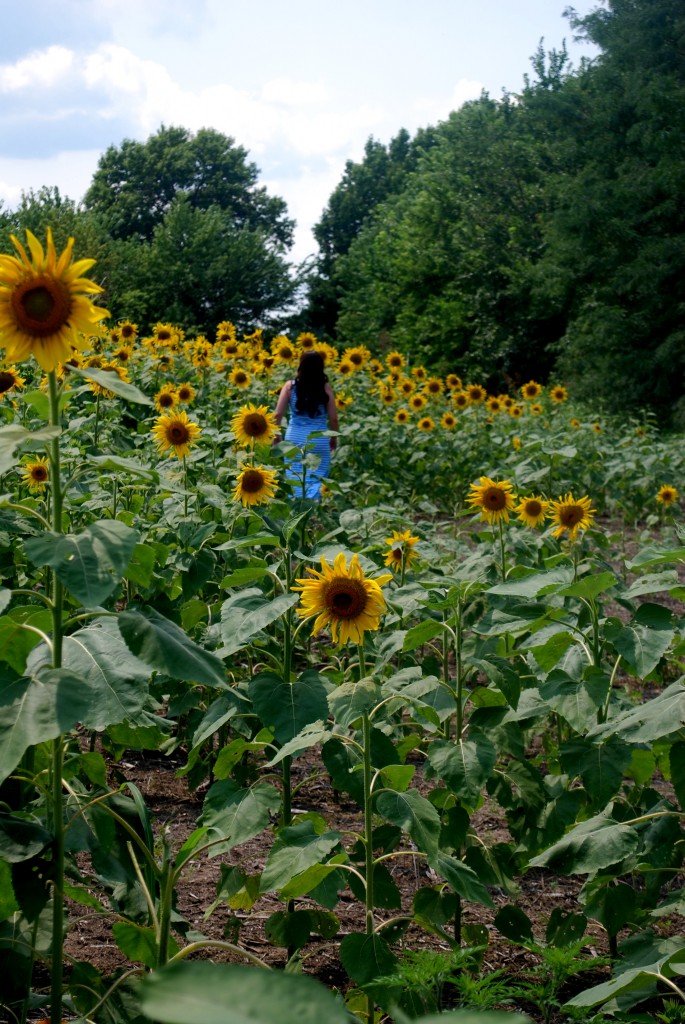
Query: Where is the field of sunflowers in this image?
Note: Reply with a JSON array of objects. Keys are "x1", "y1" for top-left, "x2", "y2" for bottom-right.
[{"x1": 2, "y1": 230, "x2": 685, "y2": 1024}]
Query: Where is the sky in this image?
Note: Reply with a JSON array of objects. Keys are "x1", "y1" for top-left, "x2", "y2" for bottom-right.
[{"x1": 0, "y1": 0, "x2": 602, "y2": 264}]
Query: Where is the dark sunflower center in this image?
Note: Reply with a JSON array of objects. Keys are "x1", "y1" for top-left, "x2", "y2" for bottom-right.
[
  {"x1": 0, "y1": 372, "x2": 15, "y2": 393},
  {"x1": 241, "y1": 470, "x2": 265, "y2": 494},
  {"x1": 235, "y1": 372, "x2": 247, "y2": 383},
  {"x1": 350, "y1": 353, "x2": 362, "y2": 365},
  {"x1": 560, "y1": 506, "x2": 584, "y2": 527},
  {"x1": 325, "y1": 578, "x2": 367, "y2": 619},
  {"x1": 13, "y1": 277, "x2": 71, "y2": 336},
  {"x1": 121, "y1": 326, "x2": 134, "y2": 338},
  {"x1": 157, "y1": 330, "x2": 171, "y2": 341},
  {"x1": 159, "y1": 393, "x2": 174, "y2": 407},
  {"x1": 32, "y1": 465, "x2": 48, "y2": 481},
  {"x1": 525, "y1": 500, "x2": 542, "y2": 517},
  {"x1": 484, "y1": 488, "x2": 507, "y2": 510},
  {"x1": 390, "y1": 548, "x2": 403, "y2": 562},
  {"x1": 244, "y1": 414, "x2": 267, "y2": 437},
  {"x1": 168, "y1": 424, "x2": 190, "y2": 445}
]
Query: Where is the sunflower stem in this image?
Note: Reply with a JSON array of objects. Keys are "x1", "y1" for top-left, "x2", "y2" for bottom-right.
[
  {"x1": 183, "y1": 456, "x2": 188, "y2": 518},
  {"x1": 93, "y1": 391, "x2": 101, "y2": 448},
  {"x1": 47, "y1": 369, "x2": 66, "y2": 1024},
  {"x1": 498, "y1": 518, "x2": 507, "y2": 582},
  {"x1": 359, "y1": 637, "x2": 376, "y2": 1024}
]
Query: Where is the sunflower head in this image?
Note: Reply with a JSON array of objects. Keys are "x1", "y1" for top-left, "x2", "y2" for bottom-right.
[
  {"x1": 550, "y1": 384, "x2": 568, "y2": 403},
  {"x1": 466, "y1": 384, "x2": 486, "y2": 404},
  {"x1": 417, "y1": 416, "x2": 435, "y2": 432},
  {"x1": 152, "y1": 410, "x2": 201, "y2": 459},
  {"x1": 452, "y1": 391, "x2": 469, "y2": 409},
  {"x1": 176, "y1": 382, "x2": 196, "y2": 404},
  {"x1": 0, "y1": 365, "x2": 26, "y2": 396},
  {"x1": 233, "y1": 465, "x2": 278, "y2": 507},
  {"x1": 549, "y1": 492, "x2": 596, "y2": 541},
  {"x1": 656, "y1": 484, "x2": 679, "y2": 507},
  {"x1": 384, "y1": 529, "x2": 419, "y2": 573},
  {"x1": 467, "y1": 476, "x2": 516, "y2": 525},
  {"x1": 440, "y1": 412, "x2": 457, "y2": 430},
  {"x1": 386, "y1": 351, "x2": 405, "y2": 371},
  {"x1": 515, "y1": 494, "x2": 549, "y2": 529},
  {"x1": 154, "y1": 385, "x2": 178, "y2": 411},
  {"x1": 521, "y1": 380, "x2": 542, "y2": 401},
  {"x1": 21, "y1": 455, "x2": 50, "y2": 492},
  {"x1": 395, "y1": 408, "x2": 410, "y2": 424},
  {"x1": 231, "y1": 403, "x2": 277, "y2": 447},
  {"x1": 445, "y1": 374, "x2": 462, "y2": 390},
  {"x1": 293, "y1": 552, "x2": 392, "y2": 646},
  {"x1": 0, "y1": 228, "x2": 110, "y2": 371}
]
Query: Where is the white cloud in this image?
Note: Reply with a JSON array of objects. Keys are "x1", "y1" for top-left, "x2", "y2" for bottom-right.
[
  {"x1": 0, "y1": 149, "x2": 102, "y2": 206},
  {"x1": 0, "y1": 45, "x2": 74, "y2": 92},
  {"x1": 264, "y1": 158, "x2": 348, "y2": 264},
  {"x1": 261, "y1": 78, "x2": 329, "y2": 107},
  {"x1": 410, "y1": 77, "x2": 485, "y2": 127}
]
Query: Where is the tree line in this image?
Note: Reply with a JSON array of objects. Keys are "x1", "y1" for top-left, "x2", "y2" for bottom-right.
[{"x1": 0, "y1": 0, "x2": 683, "y2": 423}]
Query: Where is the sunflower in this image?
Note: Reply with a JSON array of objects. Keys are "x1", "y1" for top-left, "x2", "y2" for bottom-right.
[
  {"x1": 368, "y1": 358, "x2": 383, "y2": 375},
  {"x1": 417, "y1": 416, "x2": 435, "y2": 432},
  {"x1": 343, "y1": 345, "x2": 370, "y2": 368},
  {"x1": 411, "y1": 366, "x2": 427, "y2": 381},
  {"x1": 549, "y1": 493, "x2": 595, "y2": 541},
  {"x1": 119, "y1": 319, "x2": 138, "y2": 342},
  {"x1": 409, "y1": 393, "x2": 427, "y2": 412},
  {"x1": 231, "y1": 403, "x2": 277, "y2": 447},
  {"x1": 338, "y1": 359, "x2": 354, "y2": 376},
  {"x1": 292, "y1": 552, "x2": 392, "y2": 646},
  {"x1": 386, "y1": 351, "x2": 405, "y2": 371},
  {"x1": 384, "y1": 529, "x2": 420, "y2": 573},
  {"x1": 467, "y1": 476, "x2": 516, "y2": 525},
  {"x1": 229, "y1": 367, "x2": 251, "y2": 389},
  {"x1": 395, "y1": 408, "x2": 410, "y2": 424},
  {"x1": 336, "y1": 392, "x2": 353, "y2": 410},
  {"x1": 512, "y1": 436, "x2": 522, "y2": 450},
  {"x1": 530, "y1": 402, "x2": 543, "y2": 416},
  {"x1": 297, "y1": 331, "x2": 317, "y2": 350},
  {"x1": 515, "y1": 494, "x2": 549, "y2": 529},
  {"x1": 424, "y1": 377, "x2": 443, "y2": 397},
  {"x1": 466, "y1": 383, "x2": 487, "y2": 404},
  {"x1": 521, "y1": 380, "x2": 542, "y2": 401},
  {"x1": 152, "y1": 410, "x2": 201, "y2": 459},
  {"x1": 486, "y1": 396, "x2": 503, "y2": 414},
  {"x1": 509, "y1": 404, "x2": 523, "y2": 418},
  {"x1": 381, "y1": 389, "x2": 396, "y2": 405},
  {"x1": 272, "y1": 336, "x2": 296, "y2": 363},
  {"x1": 445, "y1": 373, "x2": 462, "y2": 390},
  {"x1": 152, "y1": 322, "x2": 176, "y2": 345},
  {"x1": 21, "y1": 455, "x2": 50, "y2": 492},
  {"x1": 0, "y1": 228, "x2": 110, "y2": 372},
  {"x1": 501, "y1": 395, "x2": 515, "y2": 409},
  {"x1": 0, "y1": 365, "x2": 26, "y2": 397},
  {"x1": 452, "y1": 391, "x2": 469, "y2": 409},
  {"x1": 233, "y1": 465, "x2": 278, "y2": 507},
  {"x1": 154, "y1": 385, "x2": 178, "y2": 411},
  {"x1": 656, "y1": 484, "x2": 679, "y2": 506},
  {"x1": 176, "y1": 382, "x2": 196, "y2": 405},
  {"x1": 112, "y1": 345, "x2": 132, "y2": 363},
  {"x1": 440, "y1": 411, "x2": 457, "y2": 429},
  {"x1": 192, "y1": 338, "x2": 213, "y2": 368},
  {"x1": 592, "y1": 422, "x2": 602, "y2": 433},
  {"x1": 216, "y1": 320, "x2": 237, "y2": 344},
  {"x1": 398, "y1": 377, "x2": 416, "y2": 396},
  {"x1": 570, "y1": 417, "x2": 581, "y2": 429},
  {"x1": 550, "y1": 384, "x2": 568, "y2": 403}
]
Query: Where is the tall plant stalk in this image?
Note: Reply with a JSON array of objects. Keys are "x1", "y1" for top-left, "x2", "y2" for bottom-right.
[{"x1": 47, "y1": 370, "x2": 66, "y2": 1024}]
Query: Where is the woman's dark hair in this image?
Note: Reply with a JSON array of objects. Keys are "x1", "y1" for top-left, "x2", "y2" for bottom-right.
[{"x1": 294, "y1": 351, "x2": 329, "y2": 417}]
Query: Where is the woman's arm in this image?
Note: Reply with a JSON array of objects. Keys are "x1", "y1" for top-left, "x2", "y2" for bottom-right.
[
  {"x1": 325, "y1": 383, "x2": 339, "y2": 450},
  {"x1": 273, "y1": 381, "x2": 292, "y2": 440}
]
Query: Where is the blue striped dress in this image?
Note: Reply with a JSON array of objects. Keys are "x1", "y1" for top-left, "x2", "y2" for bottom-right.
[{"x1": 284, "y1": 381, "x2": 331, "y2": 499}]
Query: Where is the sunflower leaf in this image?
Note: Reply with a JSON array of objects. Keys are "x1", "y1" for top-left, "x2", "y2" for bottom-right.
[{"x1": 68, "y1": 365, "x2": 153, "y2": 405}]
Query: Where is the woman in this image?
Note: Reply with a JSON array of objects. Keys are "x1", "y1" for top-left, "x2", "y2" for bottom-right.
[{"x1": 274, "y1": 350, "x2": 338, "y2": 499}]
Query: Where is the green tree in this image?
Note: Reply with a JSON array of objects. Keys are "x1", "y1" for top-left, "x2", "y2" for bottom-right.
[{"x1": 84, "y1": 124, "x2": 293, "y2": 249}]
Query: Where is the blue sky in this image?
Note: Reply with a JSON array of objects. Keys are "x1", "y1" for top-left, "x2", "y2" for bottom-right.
[{"x1": 0, "y1": 0, "x2": 601, "y2": 261}]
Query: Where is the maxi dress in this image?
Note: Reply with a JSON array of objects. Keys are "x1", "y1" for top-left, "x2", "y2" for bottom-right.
[{"x1": 284, "y1": 381, "x2": 331, "y2": 499}]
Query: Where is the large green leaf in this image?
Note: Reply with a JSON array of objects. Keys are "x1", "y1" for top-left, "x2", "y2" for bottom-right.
[
  {"x1": 428, "y1": 851, "x2": 494, "y2": 907},
  {"x1": 0, "y1": 607, "x2": 52, "y2": 674},
  {"x1": 68, "y1": 364, "x2": 153, "y2": 404},
  {"x1": 24, "y1": 520, "x2": 138, "y2": 606},
  {"x1": 190, "y1": 691, "x2": 249, "y2": 750},
  {"x1": 428, "y1": 736, "x2": 496, "y2": 805},
  {"x1": 140, "y1": 961, "x2": 351, "y2": 1024},
  {"x1": 265, "y1": 721, "x2": 330, "y2": 766},
  {"x1": 376, "y1": 788, "x2": 441, "y2": 856},
  {"x1": 487, "y1": 567, "x2": 574, "y2": 598},
  {"x1": 249, "y1": 669, "x2": 329, "y2": 744},
  {"x1": 529, "y1": 805, "x2": 640, "y2": 874},
  {"x1": 118, "y1": 607, "x2": 226, "y2": 687},
  {"x1": 87, "y1": 454, "x2": 159, "y2": 481},
  {"x1": 538, "y1": 671, "x2": 608, "y2": 733},
  {"x1": 0, "y1": 670, "x2": 94, "y2": 784},
  {"x1": 201, "y1": 781, "x2": 280, "y2": 854},
  {"x1": 339, "y1": 931, "x2": 397, "y2": 987},
  {"x1": 260, "y1": 820, "x2": 341, "y2": 892},
  {"x1": 588, "y1": 681, "x2": 685, "y2": 745},
  {"x1": 27, "y1": 618, "x2": 150, "y2": 730},
  {"x1": 560, "y1": 736, "x2": 632, "y2": 806},
  {"x1": 557, "y1": 572, "x2": 617, "y2": 600},
  {"x1": 0, "y1": 813, "x2": 51, "y2": 862},
  {"x1": 609, "y1": 603, "x2": 676, "y2": 676},
  {"x1": 328, "y1": 677, "x2": 382, "y2": 727},
  {"x1": 218, "y1": 589, "x2": 299, "y2": 656},
  {"x1": 0, "y1": 424, "x2": 60, "y2": 474}
]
